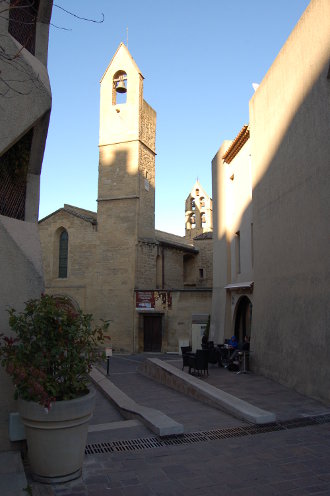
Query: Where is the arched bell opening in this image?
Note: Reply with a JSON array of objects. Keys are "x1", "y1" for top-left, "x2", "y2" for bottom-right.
[{"x1": 112, "y1": 70, "x2": 127, "y2": 105}]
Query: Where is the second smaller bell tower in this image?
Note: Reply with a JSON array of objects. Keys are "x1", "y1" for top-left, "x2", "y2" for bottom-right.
[{"x1": 185, "y1": 180, "x2": 213, "y2": 239}]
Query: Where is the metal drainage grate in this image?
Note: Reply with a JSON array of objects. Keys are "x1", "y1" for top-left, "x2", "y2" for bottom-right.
[
  {"x1": 280, "y1": 418, "x2": 318, "y2": 429},
  {"x1": 162, "y1": 431, "x2": 207, "y2": 445},
  {"x1": 85, "y1": 414, "x2": 330, "y2": 455},
  {"x1": 243, "y1": 423, "x2": 285, "y2": 435},
  {"x1": 314, "y1": 413, "x2": 330, "y2": 424},
  {"x1": 204, "y1": 426, "x2": 249, "y2": 440},
  {"x1": 85, "y1": 442, "x2": 115, "y2": 455},
  {"x1": 86, "y1": 437, "x2": 163, "y2": 454}
]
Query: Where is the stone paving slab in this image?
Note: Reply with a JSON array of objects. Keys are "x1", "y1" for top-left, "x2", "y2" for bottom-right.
[
  {"x1": 90, "y1": 386, "x2": 123, "y2": 425},
  {"x1": 15, "y1": 353, "x2": 330, "y2": 495},
  {"x1": 100, "y1": 355, "x2": 246, "y2": 432},
  {"x1": 167, "y1": 357, "x2": 330, "y2": 421},
  {"x1": 0, "y1": 451, "x2": 28, "y2": 496},
  {"x1": 41, "y1": 422, "x2": 330, "y2": 495},
  {"x1": 88, "y1": 419, "x2": 141, "y2": 433},
  {"x1": 90, "y1": 367, "x2": 184, "y2": 436},
  {"x1": 23, "y1": 357, "x2": 330, "y2": 496},
  {"x1": 140, "y1": 357, "x2": 276, "y2": 424}
]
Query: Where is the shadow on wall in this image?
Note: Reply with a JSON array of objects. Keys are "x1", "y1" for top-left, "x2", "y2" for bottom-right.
[{"x1": 213, "y1": 58, "x2": 330, "y2": 403}]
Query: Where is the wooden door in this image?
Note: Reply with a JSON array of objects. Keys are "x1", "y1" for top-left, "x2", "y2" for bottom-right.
[{"x1": 144, "y1": 315, "x2": 162, "y2": 352}]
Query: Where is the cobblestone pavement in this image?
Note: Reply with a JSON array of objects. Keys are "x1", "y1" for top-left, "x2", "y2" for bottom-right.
[
  {"x1": 28, "y1": 354, "x2": 330, "y2": 496},
  {"x1": 32, "y1": 423, "x2": 330, "y2": 496}
]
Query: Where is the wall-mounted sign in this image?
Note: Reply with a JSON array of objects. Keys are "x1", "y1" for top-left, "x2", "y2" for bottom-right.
[
  {"x1": 154, "y1": 291, "x2": 172, "y2": 308},
  {"x1": 136, "y1": 291, "x2": 155, "y2": 309}
]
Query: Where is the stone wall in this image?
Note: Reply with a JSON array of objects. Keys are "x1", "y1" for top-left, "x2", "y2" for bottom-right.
[
  {"x1": 39, "y1": 210, "x2": 96, "y2": 311},
  {"x1": 135, "y1": 290, "x2": 212, "y2": 353},
  {"x1": 163, "y1": 248, "x2": 184, "y2": 289},
  {"x1": 194, "y1": 238, "x2": 213, "y2": 288},
  {"x1": 136, "y1": 241, "x2": 157, "y2": 288}
]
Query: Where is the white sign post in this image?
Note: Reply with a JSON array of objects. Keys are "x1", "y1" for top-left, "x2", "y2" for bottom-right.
[{"x1": 105, "y1": 346, "x2": 112, "y2": 375}]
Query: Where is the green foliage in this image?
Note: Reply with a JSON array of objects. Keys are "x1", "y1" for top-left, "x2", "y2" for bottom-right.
[
  {"x1": 23, "y1": 485, "x2": 32, "y2": 496},
  {"x1": 203, "y1": 315, "x2": 210, "y2": 341},
  {"x1": 0, "y1": 294, "x2": 109, "y2": 410}
]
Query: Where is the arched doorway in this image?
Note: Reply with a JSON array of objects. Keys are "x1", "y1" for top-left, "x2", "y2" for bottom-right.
[
  {"x1": 234, "y1": 296, "x2": 252, "y2": 343},
  {"x1": 52, "y1": 294, "x2": 80, "y2": 313}
]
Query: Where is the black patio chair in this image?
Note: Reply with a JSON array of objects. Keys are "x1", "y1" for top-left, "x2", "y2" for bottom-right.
[
  {"x1": 188, "y1": 349, "x2": 209, "y2": 376},
  {"x1": 181, "y1": 346, "x2": 192, "y2": 371},
  {"x1": 208, "y1": 346, "x2": 219, "y2": 366}
]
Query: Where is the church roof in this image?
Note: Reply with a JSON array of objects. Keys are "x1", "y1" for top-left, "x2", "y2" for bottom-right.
[
  {"x1": 39, "y1": 204, "x2": 97, "y2": 225},
  {"x1": 100, "y1": 42, "x2": 143, "y2": 83},
  {"x1": 193, "y1": 231, "x2": 213, "y2": 240},
  {"x1": 155, "y1": 230, "x2": 198, "y2": 253}
]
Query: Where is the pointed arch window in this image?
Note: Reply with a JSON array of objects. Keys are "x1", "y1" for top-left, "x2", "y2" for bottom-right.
[{"x1": 58, "y1": 230, "x2": 68, "y2": 278}]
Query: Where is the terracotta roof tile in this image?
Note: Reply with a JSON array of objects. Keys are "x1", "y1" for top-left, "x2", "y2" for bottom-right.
[{"x1": 222, "y1": 124, "x2": 250, "y2": 164}]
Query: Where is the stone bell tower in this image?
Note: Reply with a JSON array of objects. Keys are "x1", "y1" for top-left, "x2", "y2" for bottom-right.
[
  {"x1": 98, "y1": 42, "x2": 156, "y2": 241},
  {"x1": 95, "y1": 43, "x2": 156, "y2": 351},
  {"x1": 185, "y1": 180, "x2": 213, "y2": 239}
]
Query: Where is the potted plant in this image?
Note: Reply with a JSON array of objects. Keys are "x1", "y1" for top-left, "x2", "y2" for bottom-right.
[{"x1": 0, "y1": 294, "x2": 108, "y2": 484}]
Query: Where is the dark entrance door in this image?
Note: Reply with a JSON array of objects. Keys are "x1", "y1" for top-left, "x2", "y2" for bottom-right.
[
  {"x1": 234, "y1": 296, "x2": 252, "y2": 343},
  {"x1": 144, "y1": 315, "x2": 162, "y2": 352}
]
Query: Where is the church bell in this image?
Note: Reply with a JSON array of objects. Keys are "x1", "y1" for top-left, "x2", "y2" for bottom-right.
[{"x1": 116, "y1": 80, "x2": 127, "y2": 93}]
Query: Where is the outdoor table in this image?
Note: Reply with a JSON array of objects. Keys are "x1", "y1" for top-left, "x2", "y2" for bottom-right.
[
  {"x1": 217, "y1": 344, "x2": 234, "y2": 367},
  {"x1": 236, "y1": 350, "x2": 250, "y2": 374}
]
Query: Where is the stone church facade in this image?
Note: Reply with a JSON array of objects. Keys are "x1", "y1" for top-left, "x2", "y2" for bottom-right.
[{"x1": 39, "y1": 43, "x2": 213, "y2": 353}]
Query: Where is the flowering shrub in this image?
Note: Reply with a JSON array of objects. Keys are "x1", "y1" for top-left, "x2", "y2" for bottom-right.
[{"x1": 0, "y1": 294, "x2": 109, "y2": 410}]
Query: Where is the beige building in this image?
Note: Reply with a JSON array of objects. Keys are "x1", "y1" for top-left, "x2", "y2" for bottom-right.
[
  {"x1": 39, "y1": 43, "x2": 213, "y2": 354},
  {"x1": 0, "y1": 0, "x2": 53, "y2": 450},
  {"x1": 211, "y1": 125, "x2": 253, "y2": 345},
  {"x1": 211, "y1": 0, "x2": 330, "y2": 403}
]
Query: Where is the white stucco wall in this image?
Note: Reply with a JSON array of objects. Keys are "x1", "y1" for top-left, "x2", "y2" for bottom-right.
[
  {"x1": 0, "y1": 217, "x2": 44, "y2": 449},
  {"x1": 211, "y1": 137, "x2": 253, "y2": 344},
  {"x1": 0, "y1": 0, "x2": 52, "y2": 449}
]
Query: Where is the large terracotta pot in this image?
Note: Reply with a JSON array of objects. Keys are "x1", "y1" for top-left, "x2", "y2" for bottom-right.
[{"x1": 18, "y1": 388, "x2": 95, "y2": 484}]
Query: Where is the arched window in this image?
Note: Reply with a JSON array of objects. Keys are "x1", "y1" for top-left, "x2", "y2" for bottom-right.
[{"x1": 58, "y1": 230, "x2": 68, "y2": 278}]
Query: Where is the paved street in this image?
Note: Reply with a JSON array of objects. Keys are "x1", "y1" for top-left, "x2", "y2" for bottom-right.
[{"x1": 28, "y1": 354, "x2": 330, "y2": 496}]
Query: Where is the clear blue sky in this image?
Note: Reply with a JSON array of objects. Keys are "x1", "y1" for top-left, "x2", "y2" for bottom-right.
[{"x1": 40, "y1": 0, "x2": 310, "y2": 235}]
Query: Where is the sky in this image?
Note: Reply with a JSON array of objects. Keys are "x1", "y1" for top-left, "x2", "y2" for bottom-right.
[{"x1": 40, "y1": 0, "x2": 311, "y2": 235}]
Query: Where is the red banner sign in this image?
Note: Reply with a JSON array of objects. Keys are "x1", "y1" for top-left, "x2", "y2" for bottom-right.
[{"x1": 136, "y1": 291, "x2": 155, "y2": 309}]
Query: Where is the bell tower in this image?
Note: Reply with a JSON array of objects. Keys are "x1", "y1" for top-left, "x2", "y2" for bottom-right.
[
  {"x1": 185, "y1": 180, "x2": 213, "y2": 239},
  {"x1": 98, "y1": 42, "x2": 156, "y2": 240},
  {"x1": 95, "y1": 43, "x2": 156, "y2": 351}
]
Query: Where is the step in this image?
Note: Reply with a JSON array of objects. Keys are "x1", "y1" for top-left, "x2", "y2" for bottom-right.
[
  {"x1": 90, "y1": 367, "x2": 184, "y2": 437},
  {"x1": 139, "y1": 358, "x2": 276, "y2": 425}
]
